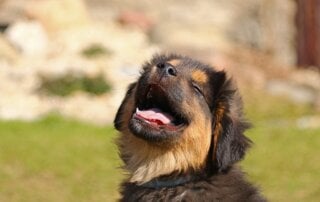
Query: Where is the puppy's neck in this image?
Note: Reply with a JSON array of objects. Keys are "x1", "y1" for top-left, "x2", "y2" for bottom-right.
[
  {"x1": 126, "y1": 146, "x2": 193, "y2": 184},
  {"x1": 119, "y1": 130, "x2": 210, "y2": 184},
  {"x1": 140, "y1": 173, "x2": 197, "y2": 188}
]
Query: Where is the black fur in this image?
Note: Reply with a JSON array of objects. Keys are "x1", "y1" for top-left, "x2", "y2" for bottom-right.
[
  {"x1": 114, "y1": 82, "x2": 137, "y2": 131},
  {"x1": 120, "y1": 167, "x2": 265, "y2": 202},
  {"x1": 115, "y1": 54, "x2": 266, "y2": 201},
  {"x1": 212, "y1": 79, "x2": 252, "y2": 171}
]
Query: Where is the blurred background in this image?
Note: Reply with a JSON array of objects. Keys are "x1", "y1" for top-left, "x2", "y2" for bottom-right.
[{"x1": 0, "y1": 0, "x2": 319, "y2": 201}]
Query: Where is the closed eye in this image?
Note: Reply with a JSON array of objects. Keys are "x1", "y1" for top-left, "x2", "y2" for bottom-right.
[
  {"x1": 192, "y1": 82, "x2": 211, "y2": 107},
  {"x1": 192, "y1": 83, "x2": 204, "y2": 96}
]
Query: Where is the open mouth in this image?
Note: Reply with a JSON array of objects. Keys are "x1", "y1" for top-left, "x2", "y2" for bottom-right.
[{"x1": 132, "y1": 84, "x2": 187, "y2": 133}]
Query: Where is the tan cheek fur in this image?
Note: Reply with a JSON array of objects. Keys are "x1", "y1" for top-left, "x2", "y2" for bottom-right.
[{"x1": 117, "y1": 93, "x2": 212, "y2": 184}]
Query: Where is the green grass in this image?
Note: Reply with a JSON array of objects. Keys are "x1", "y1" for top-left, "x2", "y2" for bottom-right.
[
  {"x1": 243, "y1": 125, "x2": 320, "y2": 202},
  {"x1": 241, "y1": 90, "x2": 320, "y2": 202},
  {"x1": 0, "y1": 116, "x2": 122, "y2": 202},
  {"x1": 0, "y1": 91, "x2": 319, "y2": 201}
]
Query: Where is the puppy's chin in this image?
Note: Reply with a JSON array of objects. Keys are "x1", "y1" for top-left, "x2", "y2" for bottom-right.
[{"x1": 128, "y1": 112, "x2": 187, "y2": 143}]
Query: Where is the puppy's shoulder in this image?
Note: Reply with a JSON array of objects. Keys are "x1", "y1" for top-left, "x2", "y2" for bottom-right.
[
  {"x1": 120, "y1": 167, "x2": 266, "y2": 202},
  {"x1": 205, "y1": 167, "x2": 267, "y2": 202}
]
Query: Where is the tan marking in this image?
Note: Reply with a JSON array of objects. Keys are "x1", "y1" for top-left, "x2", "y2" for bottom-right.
[
  {"x1": 212, "y1": 102, "x2": 225, "y2": 160},
  {"x1": 192, "y1": 70, "x2": 208, "y2": 84},
  {"x1": 167, "y1": 59, "x2": 181, "y2": 67}
]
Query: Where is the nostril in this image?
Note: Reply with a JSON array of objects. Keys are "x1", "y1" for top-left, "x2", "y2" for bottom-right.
[
  {"x1": 167, "y1": 66, "x2": 177, "y2": 76},
  {"x1": 156, "y1": 62, "x2": 177, "y2": 76}
]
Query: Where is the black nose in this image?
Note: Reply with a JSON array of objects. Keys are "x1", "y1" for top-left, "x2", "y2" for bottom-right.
[{"x1": 156, "y1": 63, "x2": 177, "y2": 76}]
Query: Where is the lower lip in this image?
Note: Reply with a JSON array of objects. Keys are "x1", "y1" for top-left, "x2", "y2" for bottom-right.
[{"x1": 133, "y1": 113, "x2": 180, "y2": 131}]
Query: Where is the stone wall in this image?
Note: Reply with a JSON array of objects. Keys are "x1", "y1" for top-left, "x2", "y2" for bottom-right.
[
  {"x1": 0, "y1": 0, "x2": 318, "y2": 125},
  {"x1": 85, "y1": 0, "x2": 297, "y2": 66},
  {"x1": 0, "y1": 0, "x2": 158, "y2": 123}
]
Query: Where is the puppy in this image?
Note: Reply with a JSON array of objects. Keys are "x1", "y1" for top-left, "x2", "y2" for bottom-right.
[{"x1": 114, "y1": 54, "x2": 266, "y2": 201}]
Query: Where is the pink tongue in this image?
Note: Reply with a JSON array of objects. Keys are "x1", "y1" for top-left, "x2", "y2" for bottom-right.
[{"x1": 136, "y1": 108, "x2": 174, "y2": 125}]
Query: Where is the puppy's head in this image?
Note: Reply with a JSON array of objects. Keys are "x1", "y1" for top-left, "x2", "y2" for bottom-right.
[{"x1": 114, "y1": 54, "x2": 251, "y2": 184}]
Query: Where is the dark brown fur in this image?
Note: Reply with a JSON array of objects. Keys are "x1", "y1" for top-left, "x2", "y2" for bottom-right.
[
  {"x1": 114, "y1": 54, "x2": 266, "y2": 202},
  {"x1": 121, "y1": 167, "x2": 263, "y2": 202}
]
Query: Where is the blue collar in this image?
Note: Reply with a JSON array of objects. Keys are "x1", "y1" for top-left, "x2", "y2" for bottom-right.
[{"x1": 141, "y1": 176, "x2": 192, "y2": 189}]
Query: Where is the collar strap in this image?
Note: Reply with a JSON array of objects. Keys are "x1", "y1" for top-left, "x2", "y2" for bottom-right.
[{"x1": 141, "y1": 176, "x2": 192, "y2": 189}]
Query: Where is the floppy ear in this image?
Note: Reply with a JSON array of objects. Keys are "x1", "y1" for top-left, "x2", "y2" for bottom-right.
[
  {"x1": 211, "y1": 72, "x2": 251, "y2": 171},
  {"x1": 114, "y1": 82, "x2": 137, "y2": 131}
]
